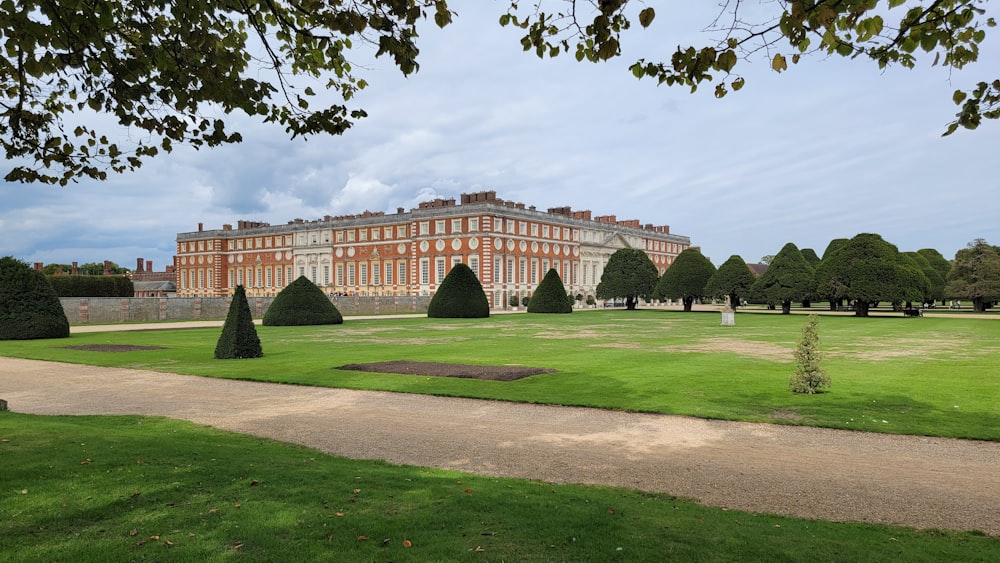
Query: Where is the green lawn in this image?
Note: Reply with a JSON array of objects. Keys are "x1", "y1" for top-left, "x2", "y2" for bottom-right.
[
  {"x1": 1, "y1": 310, "x2": 998, "y2": 440},
  {"x1": 2, "y1": 412, "x2": 995, "y2": 562}
]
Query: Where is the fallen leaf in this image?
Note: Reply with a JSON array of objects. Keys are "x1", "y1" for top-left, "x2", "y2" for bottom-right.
[
  {"x1": 607, "y1": 509, "x2": 615, "y2": 515},
  {"x1": 353, "y1": 488, "x2": 361, "y2": 495},
  {"x1": 335, "y1": 512, "x2": 344, "y2": 517},
  {"x1": 381, "y1": 538, "x2": 391, "y2": 546},
  {"x1": 129, "y1": 529, "x2": 137, "y2": 537},
  {"x1": 464, "y1": 488, "x2": 472, "y2": 496},
  {"x1": 150, "y1": 535, "x2": 160, "y2": 541},
  {"x1": 233, "y1": 543, "x2": 243, "y2": 551},
  {"x1": 208, "y1": 508, "x2": 218, "y2": 514},
  {"x1": 136, "y1": 459, "x2": 143, "y2": 465},
  {"x1": 357, "y1": 536, "x2": 368, "y2": 541},
  {"x1": 403, "y1": 539, "x2": 412, "y2": 548},
  {"x1": 80, "y1": 460, "x2": 91, "y2": 465},
  {"x1": 234, "y1": 503, "x2": 241, "y2": 508},
  {"x1": 474, "y1": 546, "x2": 485, "y2": 552},
  {"x1": 20, "y1": 489, "x2": 27, "y2": 495},
  {"x1": 1, "y1": 439, "x2": 9, "y2": 443},
  {"x1": 250, "y1": 480, "x2": 259, "y2": 487},
  {"x1": 164, "y1": 540, "x2": 173, "y2": 546}
]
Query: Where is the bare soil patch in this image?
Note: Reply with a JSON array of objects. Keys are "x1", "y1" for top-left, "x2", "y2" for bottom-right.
[
  {"x1": 337, "y1": 360, "x2": 556, "y2": 381},
  {"x1": 62, "y1": 344, "x2": 168, "y2": 352}
]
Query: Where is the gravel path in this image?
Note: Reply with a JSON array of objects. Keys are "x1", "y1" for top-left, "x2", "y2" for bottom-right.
[{"x1": 2, "y1": 356, "x2": 998, "y2": 536}]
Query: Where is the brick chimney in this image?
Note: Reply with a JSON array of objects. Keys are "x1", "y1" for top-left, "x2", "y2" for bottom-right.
[
  {"x1": 136, "y1": 258, "x2": 145, "y2": 272},
  {"x1": 146, "y1": 260, "x2": 152, "y2": 272}
]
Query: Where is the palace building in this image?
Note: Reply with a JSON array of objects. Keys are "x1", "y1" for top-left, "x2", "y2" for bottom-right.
[{"x1": 174, "y1": 191, "x2": 691, "y2": 308}]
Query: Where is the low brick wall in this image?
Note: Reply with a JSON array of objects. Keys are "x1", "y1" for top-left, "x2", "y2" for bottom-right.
[{"x1": 59, "y1": 296, "x2": 431, "y2": 324}]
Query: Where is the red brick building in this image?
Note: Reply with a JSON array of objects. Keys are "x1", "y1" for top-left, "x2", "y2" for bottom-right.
[{"x1": 175, "y1": 191, "x2": 691, "y2": 308}]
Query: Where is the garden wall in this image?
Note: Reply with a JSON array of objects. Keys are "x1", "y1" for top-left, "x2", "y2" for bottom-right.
[{"x1": 59, "y1": 296, "x2": 431, "y2": 324}]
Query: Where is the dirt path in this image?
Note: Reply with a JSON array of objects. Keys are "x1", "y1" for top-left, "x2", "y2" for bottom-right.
[{"x1": 2, "y1": 356, "x2": 998, "y2": 536}]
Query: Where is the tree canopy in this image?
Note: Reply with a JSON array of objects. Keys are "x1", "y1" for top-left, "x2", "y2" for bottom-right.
[
  {"x1": 0, "y1": 256, "x2": 70, "y2": 340},
  {"x1": 263, "y1": 276, "x2": 343, "y2": 326},
  {"x1": 813, "y1": 233, "x2": 927, "y2": 316},
  {"x1": 903, "y1": 251, "x2": 945, "y2": 305},
  {"x1": 703, "y1": 255, "x2": 756, "y2": 309},
  {"x1": 653, "y1": 248, "x2": 716, "y2": 312},
  {"x1": 5, "y1": 1, "x2": 995, "y2": 184},
  {"x1": 749, "y1": 242, "x2": 815, "y2": 314},
  {"x1": 427, "y1": 263, "x2": 490, "y2": 318},
  {"x1": 596, "y1": 248, "x2": 659, "y2": 310},
  {"x1": 944, "y1": 239, "x2": 1000, "y2": 312}
]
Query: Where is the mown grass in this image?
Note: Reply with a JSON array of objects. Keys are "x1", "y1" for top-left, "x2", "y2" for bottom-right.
[
  {"x1": 2, "y1": 412, "x2": 995, "y2": 562},
  {"x1": 1, "y1": 310, "x2": 998, "y2": 440}
]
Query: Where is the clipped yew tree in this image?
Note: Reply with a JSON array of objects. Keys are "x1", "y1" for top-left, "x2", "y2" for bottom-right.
[
  {"x1": 214, "y1": 285, "x2": 263, "y2": 359},
  {"x1": 596, "y1": 248, "x2": 659, "y2": 310},
  {"x1": 750, "y1": 243, "x2": 815, "y2": 314},
  {"x1": 703, "y1": 255, "x2": 755, "y2": 309},
  {"x1": 654, "y1": 248, "x2": 716, "y2": 312},
  {"x1": 263, "y1": 275, "x2": 343, "y2": 326},
  {"x1": 528, "y1": 269, "x2": 572, "y2": 313},
  {"x1": 427, "y1": 263, "x2": 489, "y2": 318},
  {"x1": 0, "y1": 256, "x2": 70, "y2": 340}
]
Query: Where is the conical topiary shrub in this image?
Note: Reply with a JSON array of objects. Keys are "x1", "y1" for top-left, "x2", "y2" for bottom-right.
[
  {"x1": 0, "y1": 256, "x2": 70, "y2": 340},
  {"x1": 427, "y1": 263, "x2": 490, "y2": 318},
  {"x1": 263, "y1": 276, "x2": 343, "y2": 326},
  {"x1": 214, "y1": 285, "x2": 263, "y2": 359},
  {"x1": 528, "y1": 269, "x2": 573, "y2": 313}
]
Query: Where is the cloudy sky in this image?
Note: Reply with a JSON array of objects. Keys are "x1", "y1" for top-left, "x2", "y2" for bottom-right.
[{"x1": 2, "y1": 3, "x2": 998, "y2": 271}]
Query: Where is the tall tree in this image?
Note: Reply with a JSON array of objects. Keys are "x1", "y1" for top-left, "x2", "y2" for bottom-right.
[
  {"x1": 800, "y1": 248, "x2": 821, "y2": 267},
  {"x1": 703, "y1": 255, "x2": 755, "y2": 309},
  {"x1": 814, "y1": 233, "x2": 927, "y2": 317},
  {"x1": 944, "y1": 239, "x2": 1000, "y2": 312},
  {"x1": 653, "y1": 248, "x2": 716, "y2": 312},
  {"x1": 5, "y1": 2, "x2": 995, "y2": 184},
  {"x1": 596, "y1": 248, "x2": 658, "y2": 310},
  {"x1": 819, "y1": 238, "x2": 850, "y2": 310},
  {"x1": 0, "y1": 256, "x2": 70, "y2": 340},
  {"x1": 750, "y1": 243, "x2": 814, "y2": 314},
  {"x1": 903, "y1": 251, "x2": 945, "y2": 307},
  {"x1": 918, "y1": 248, "x2": 954, "y2": 305}
]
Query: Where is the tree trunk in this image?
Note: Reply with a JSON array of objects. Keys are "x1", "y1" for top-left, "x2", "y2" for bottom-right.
[
  {"x1": 854, "y1": 300, "x2": 870, "y2": 317},
  {"x1": 625, "y1": 296, "x2": 637, "y2": 310},
  {"x1": 974, "y1": 297, "x2": 986, "y2": 313},
  {"x1": 781, "y1": 300, "x2": 791, "y2": 314},
  {"x1": 801, "y1": 299, "x2": 811, "y2": 308},
  {"x1": 682, "y1": 296, "x2": 694, "y2": 312}
]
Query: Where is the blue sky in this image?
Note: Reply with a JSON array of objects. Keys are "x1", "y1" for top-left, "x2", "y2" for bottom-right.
[{"x1": 2, "y1": 3, "x2": 998, "y2": 271}]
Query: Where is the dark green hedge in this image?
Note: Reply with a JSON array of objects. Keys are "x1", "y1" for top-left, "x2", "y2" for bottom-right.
[
  {"x1": 47, "y1": 275, "x2": 133, "y2": 297},
  {"x1": 0, "y1": 256, "x2": 70, "y2": 340},
  {"x1": 528, "y1": 269, "x2": 572, "y2": 313},
  {"x1": 214, "y1": 285, "x2": 263, "y2": 359},
  {"x1": 427, "y1": 263, "x2": 490, "y2": 318},
  {"x1": 263, "y1": 276, "x2": 343, "y2": 326}
]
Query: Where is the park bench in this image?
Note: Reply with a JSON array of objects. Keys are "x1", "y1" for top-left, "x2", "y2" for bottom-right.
[{"x1": 903, "y1": 308, "x2": 923, "y2": 317}]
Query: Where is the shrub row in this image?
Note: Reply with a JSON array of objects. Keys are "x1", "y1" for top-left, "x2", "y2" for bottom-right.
[{"x1": 47, "y1": 275, "x2": 134, "y2": 297}]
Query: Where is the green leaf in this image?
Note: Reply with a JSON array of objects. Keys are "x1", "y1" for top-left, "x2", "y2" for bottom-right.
[
  {"x1": 771, "y1": 53, "x2": 788, "y2": 72},
  {"x1": 953, "y1": 90, "x2": 968, "y2": 105},
  {"x1": 638, "y1": 8, "x2": 655, "y2": 28}
]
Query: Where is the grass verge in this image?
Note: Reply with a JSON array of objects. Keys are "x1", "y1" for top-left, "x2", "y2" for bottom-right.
[{"x1": 1, "y1": 412, "x2": 995, "y2": 562}]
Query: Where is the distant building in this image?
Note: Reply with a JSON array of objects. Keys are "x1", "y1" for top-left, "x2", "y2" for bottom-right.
[
  {"x1": 132, "y1": 258, "x2": 177, "y2": 297},
  {"x1": 174, "y1": 191, "x2": 692, "y2": 308}
]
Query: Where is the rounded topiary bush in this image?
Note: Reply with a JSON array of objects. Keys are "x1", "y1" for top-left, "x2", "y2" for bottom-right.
[
  {"x1": 263, "y1": 276, "x2": 343, "y2": 326},
  {"x1": 215, "y1": 285, "x2": 263, "y2": 359},
  {"x1": 427, "y1": 263, "x2": 490, "y2": 318},
  {"x1": 528, "y1": 269, "x2": 573, "y2": 313},
  {"x1": 0, "y1": 256, "x2": 70, "y2": 340}
]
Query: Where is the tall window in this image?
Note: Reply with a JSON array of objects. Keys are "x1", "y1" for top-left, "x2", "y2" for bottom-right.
[
  {"x1": 420, "y1": 259, "x2": 430, "y2": 284},
  {"x1": 275, "y1": 267, "x2": 282, "y2": 287},
  {"x1": 532, "y1": 259, "x2": 538, "y2": 284},
  {"x1": 266, "y1": 268, "x2": 272, "y2": 287},
  {"x1": 436, "y1": 258, "x2": 446, "y2": 283},
  {"x1": 530, "y1": 224, "x2": 538, "y2": 236},
  {"x1": 399, "y1": 262, "x2": 406, "y2": 285},
  {"x1": 360, "y1": 229, "x2": 368, "y2": 241},
  {"x1": 347, "y1": 264, "x2": 355, "y2": 286},
  {"x1": 494, "y1": 257, "x2": 501, "y2": 284},
  {"x1": 323, "y1": 265, "x2": 330, "y2": 286},
  {"x1": 229, "y1": 270, "x2": 236, "y2": 288},
  {"x1": 506, "y1": 219, "x2": 514, "y2": 233},
  {"x1": 309, "y1": 267, "x2": 316, "y2": 284},
  {"x1": 398, "y1": 225, "x2": 406, "y2": 238},
  {"x1": 287, "y1": 267, "x2": 293, "y2": 284},
  {"x1": 237, "y1": 269, "x2": 243, "y2": 286},
  {"x1": 469, "y1": 217, "x2": 479, "y2": 231},
  {"x1": 360, "y1": 263, "x2": 368, "y2": 286},
  {"x1": 336, "y1": 264, "x2": 344, "y2": 286},
  {"x1": 452, "y1": 218, "x2": 462, "y2": 233},
  {"x1": 372, "y1": 263, "x2": 380, "y2": 285},
  {"x1": 385, "y1": 262, "x2": 393, "y2": 286},
  {"x1": 506, "y1": 258, "x2": 513, "y2": 283},
  {"x1": 435, "y1": 220, "x2": 445, "y2": 234},
  {"x1": 519, "y1": 258, "x2": 526, "y2": 283},
  {"x1": 519, "y1": 221, "x2": 527, "y2": 235},
  {"x1": 469, "y1": 256, "x2": 479, "y2": 279},
  {"x1": 197, "y1": 270, "x2": 204, "y2": 288}
]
